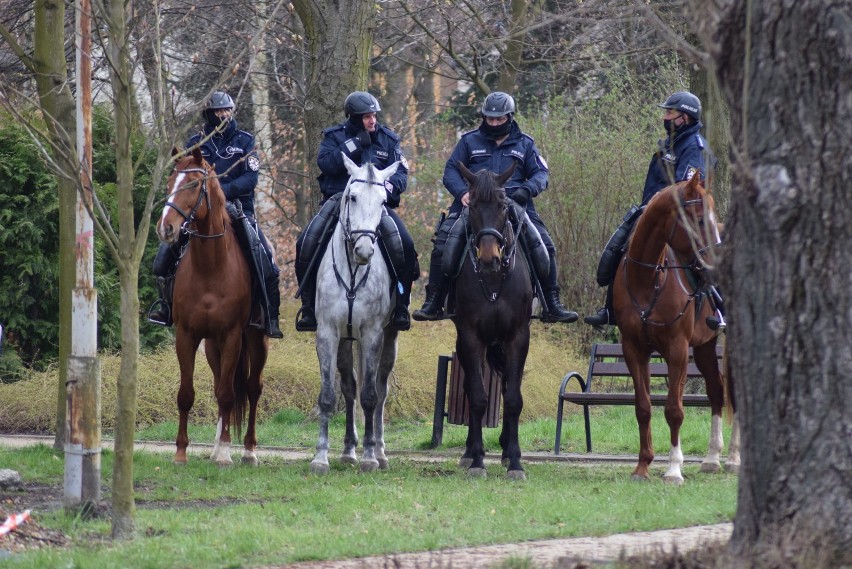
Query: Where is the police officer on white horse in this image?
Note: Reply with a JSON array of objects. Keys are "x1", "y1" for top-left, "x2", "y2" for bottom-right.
[
  {"x1": 149, "y1": 91, "x2": 284, "y2": 339},
  {"x1": 294, "y1": 91, "x2": 417, "y2": 332}
]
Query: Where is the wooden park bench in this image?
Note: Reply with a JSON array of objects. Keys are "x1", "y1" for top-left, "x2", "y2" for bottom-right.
[
  {"x1": 431, "y1": 353, "x2": 501, "y2": 448},
  {"x1": 554, "y1": 343, "x2": 723, "y2": 454}
]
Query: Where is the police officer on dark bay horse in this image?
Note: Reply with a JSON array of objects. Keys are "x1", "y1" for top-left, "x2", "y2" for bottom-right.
[
  {"x1": 584, "y1": 90, "x2": 724, "y2": 330},
  {"x1": 148, "y1": 91, "x2": 284, "y2": 339},
  {"x1": 294, "y1": 91, "x2": 418, "y2": 332},
  {"x1": 413, "y1": 91, "x2": 578, "y2": 324}
]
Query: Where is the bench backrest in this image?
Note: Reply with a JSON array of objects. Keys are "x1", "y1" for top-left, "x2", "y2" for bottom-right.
[{"x1": 587, "y1": 343, "x2": 723, "y2": 384}]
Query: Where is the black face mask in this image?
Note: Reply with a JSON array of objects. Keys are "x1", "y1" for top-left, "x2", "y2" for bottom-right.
[
  {"x1": 480, "y1": 118, "x2": 512, "y2": 139},
  {"x1": 663, "y1": 118, "x2": 688, "y2": 137}
]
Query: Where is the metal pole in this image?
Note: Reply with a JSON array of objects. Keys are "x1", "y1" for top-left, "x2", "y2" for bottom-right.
[{"x1": 65, "y1": 0, "x2": 101, "y2": 513}]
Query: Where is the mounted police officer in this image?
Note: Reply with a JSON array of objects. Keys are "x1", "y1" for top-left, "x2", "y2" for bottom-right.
[
  {"x1": 584, "y1": 90, "x2": 724, "y2": 330},
  {"x1": 413, "y1": 91, "x2": 578, "y2": 323},
  {"x1": 148, "y1": 91, "x2": 284, "y2": 339},
  {"x1": 294, "y1": 91, "x2": 417, "y2": 332}
]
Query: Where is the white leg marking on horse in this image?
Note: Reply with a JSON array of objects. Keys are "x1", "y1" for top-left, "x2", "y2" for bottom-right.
[
  {"x1": 241, "y1": 449, "x2": 259, "y2": 466},
  {"x1": 211, "y1": 417, "x2": 223, "y2": 460},
  {"x1": 214, "y1": 441, "x2": 233, "y2": 466},
  {"x1": 663, "y1": 442, "x2": 685, "y2": 484},
  {"x1": 701, "y1": 414, "x2": 724, "y2": 473}
]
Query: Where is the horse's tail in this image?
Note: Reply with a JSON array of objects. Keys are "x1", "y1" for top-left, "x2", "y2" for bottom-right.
[
  {"x1": 485, "y1": 344, "x2": 506, "y2": 377},
  {"x1": 722, "y1": 342, "x2": 735, "y2": 425},
  {"x1": 231, "y1": 335, "x2": 250, "y2": 438}
]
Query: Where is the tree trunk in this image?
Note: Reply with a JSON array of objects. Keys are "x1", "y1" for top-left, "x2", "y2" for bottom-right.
[
  {"x1": 689, "y1": 1, "x2": 852, "y2": 567},
  {"x1": 497, "y1": 0, "x2": 526, "y2": 93},
  {"x1": 32, "y1": 0, "x2": 76, "y2": 449},
  {"x1": 291, "y1": 0, "x2": 374, "y2": 218}
]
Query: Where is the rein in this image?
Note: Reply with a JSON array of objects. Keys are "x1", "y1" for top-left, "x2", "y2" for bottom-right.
[{"x1": 165, "y1": 167, "x2": 225, "y2": 240}]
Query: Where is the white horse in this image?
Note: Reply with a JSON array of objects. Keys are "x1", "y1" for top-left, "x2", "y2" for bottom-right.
[{"x1": 310, "y1": 154, "x2": 400, "y2": 475}]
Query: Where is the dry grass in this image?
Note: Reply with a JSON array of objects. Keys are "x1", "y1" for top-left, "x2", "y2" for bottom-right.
[{"x1": 0, "y1": 300, "x2": 587, "y2": 433}]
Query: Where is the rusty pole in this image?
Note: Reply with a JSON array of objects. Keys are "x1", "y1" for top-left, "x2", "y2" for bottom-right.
[{"x1": 65, "y1": 0, "x2": 101, "y2": 513}]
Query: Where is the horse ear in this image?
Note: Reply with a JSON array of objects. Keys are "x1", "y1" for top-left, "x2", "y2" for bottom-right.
[
  {"x1": 342, "y1": 152, "x2": 359, "y2": 176},
  {"x1": 191, "y1": 146, "x2": 203, "y2": 165},
  {"x1": 496, "y1": 162, "x2": 515, "y2": 187},
  {"x1": 381, "y1": 160, "x2": 399, "y2": 180},
  {"x1": 171, "y1": 146, "x2": 181, "y2": 157},
  {"x1": 457, "y1": 161, "x2": 475, "y2": 184}
]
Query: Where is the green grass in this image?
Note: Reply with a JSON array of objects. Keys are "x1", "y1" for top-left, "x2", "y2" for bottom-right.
[
  {"x1": 133, "y1": 405, "x2": 733, "y2": 458},
  {"x1": 1, "y1": 443, "x2": 737, "y2": 569}
]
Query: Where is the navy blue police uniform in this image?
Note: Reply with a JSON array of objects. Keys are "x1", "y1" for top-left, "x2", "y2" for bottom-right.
[{"x1": 641, "y1": 121, "x2": 711, "y2": 205}]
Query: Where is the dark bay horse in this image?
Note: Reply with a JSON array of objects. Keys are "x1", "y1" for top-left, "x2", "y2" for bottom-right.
[
  {"x1": 613, "y1": 175, "x2": 740, "y2": 484},
  {"x1": 310, "y1": 154, "x2": 400, "y2": 475},
  {"x1": 157, "y1": 147, "x2": 268, "y2": 466},
  {"x1": 453, "y1": 162, "x2": 532, "y2": 480}
]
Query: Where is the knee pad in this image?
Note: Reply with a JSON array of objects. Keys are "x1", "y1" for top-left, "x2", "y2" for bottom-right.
[
  {"x1": 519, "y1": 214, "x2": 550, "y2": 281},
  {"x1": 441, "y1": 211, "x2": 467, "y2": 278},
  {"x1": 378, "y1": 212, "x2": 406, "y2": 281},
  {"x1": 298, "y1": 195, "x2": 341, "y2": 267},
  {"x1": 596, "y1": 205, "x2": 641, "y2": 286}
]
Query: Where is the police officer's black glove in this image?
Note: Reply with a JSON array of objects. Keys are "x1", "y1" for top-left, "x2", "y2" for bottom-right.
[
  {"x1": 357, "y1": 130, "x2": 372, "y2": 149},
  {"x1": 512, "y1": 187, "x2": 531, "y2": 206}
]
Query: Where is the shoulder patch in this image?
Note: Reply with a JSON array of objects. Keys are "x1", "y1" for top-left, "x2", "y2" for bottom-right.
[
  {"x1": 536, "y1": 155, "x2": 549, "y2": 171},
  {"x1": 247, "y1": 155, "x2": 260, "y2": 172},
  {"x1": 684, "y1": 165, "x2": 699, "y2": 180},
  {"x1": 399, "y1": 154, "x2": 409, "y2": 169},
  {"x1": 696, "y1": 135, "x2": 705, "y2": 149}
]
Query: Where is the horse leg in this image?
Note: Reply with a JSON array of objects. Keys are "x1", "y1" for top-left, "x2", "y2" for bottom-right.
[
  {"x1": 623, "y1": 344, "x2": 654, "y2": 480},
  {"x1": 242, "y1": 331, "x2": 267, "y2": 466},
  {"x1": 311, "y1": 334, "x2": 338, "y2": 475},
  {"x1": 456, "y1": 340, "x2": 488, "y2": 477},
  {"x1": 726, "y1": 413, "x2": 741, "y2": 473},
  {"x1": 501, "y1": 335, "x2": 530, "y2": 480},
  {"x1": 358, "y1": 330, "x2": 384, "y2": 473},
  {"x1": 694, "y1": 342, "x2": 724, "y2": 474},
  {"x1": 211, "y1": 332, "x2": 244, "y2": 467},
  {"x1": 204, "y1": 339, "x2": 224, "y2": 462},
  {"x1": 660, "y1": 348, "x2": 689, "y2": 485},
  {"x1": 338, "y1": 340, "x2": 358, "y2": 466},
  {"x1": 374, "y1": 329, "x2": 399, "y2": 470},
  {"x1": 174, "y1": 332, "x2": 200, "y2": 464}
]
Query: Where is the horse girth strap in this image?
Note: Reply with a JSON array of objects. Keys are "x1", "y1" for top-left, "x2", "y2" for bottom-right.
[{"x1": 622, "y1": 257, "x2": 696, "y2": 327}]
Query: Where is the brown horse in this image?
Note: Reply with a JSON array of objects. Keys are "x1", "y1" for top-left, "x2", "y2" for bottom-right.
[
  {"x1": 452, "y1": 162, "x2": 532, "y2": 480},
  {"x1": 613, "y1": 175, "x2": 740, "y2": 484},
  {"x1": 156, "y1": 147, "x2": 268, "y2": 466}
]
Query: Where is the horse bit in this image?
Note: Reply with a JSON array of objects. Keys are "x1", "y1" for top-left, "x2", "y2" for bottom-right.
[
  {"x1": 164, "y1": 167, "x2": 224, "y2": 240},
  {"x1": 468, "y1": 214, "x2": 521, "y2": 303}
]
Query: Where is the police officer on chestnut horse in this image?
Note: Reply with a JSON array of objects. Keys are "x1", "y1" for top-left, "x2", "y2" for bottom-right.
[{"x1": 149, "y1": 91, "x2": 283, "y2": 339}]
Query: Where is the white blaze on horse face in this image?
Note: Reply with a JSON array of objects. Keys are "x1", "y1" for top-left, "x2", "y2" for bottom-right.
[
  {"x1": 708, "y1": 210, "x2": 722, "y2": 244},
  {"x1": 157, "y1": 171, "x2": 187, "y2": 242}
]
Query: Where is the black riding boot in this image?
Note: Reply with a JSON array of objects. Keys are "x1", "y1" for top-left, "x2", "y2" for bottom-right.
[
  {"x1": 148, "y1": 276, "x2": 174, "y2": 326},
  {"x1": 265, "y1": 275, "x2": 284, "y2": 339},
  {"x1": 296, "y1": 280, "x2": 317, "y2": 332},
  {"x1": 705, "y1": 285, "x2": 726, "y2": 332},
  {"x1": 412, "y1": 284, "x2": 446, "y2": 321},
  {"x1": 542, "y1": 288, "x2": 579, "y2": 323},
  {"x1": 393, "y1": 295, "x2": 411, "y2": 331},
  {"x1": 584, "y1": 284, "x2": 616, "y2": 327}
]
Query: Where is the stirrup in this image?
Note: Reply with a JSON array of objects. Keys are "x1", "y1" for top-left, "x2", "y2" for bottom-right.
[
  {"x1": 295, "y1": 306, "x2": 317, "y2": 332},
  {"x1": 147, "y1": 300, "x2": 172, "y2": 326},
  {"x1": 706, "y1": 311, "x2": 726, "y2": 333}
]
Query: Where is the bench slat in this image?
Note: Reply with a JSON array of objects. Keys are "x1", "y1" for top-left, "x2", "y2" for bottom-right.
[{"x1": 561, "y1": 393, "x2": 710, "y2": 406}]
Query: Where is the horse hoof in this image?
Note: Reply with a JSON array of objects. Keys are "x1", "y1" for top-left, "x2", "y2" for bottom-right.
[
  {"x1": 724, "y1": 463, "x2": 741, "y2": 474},
  {"x1": 173, "y1": 459, "x2": 187, "y2": 466},
  {"x1": 241, "y1": 455, "x2": 259, "y2": 467},
  {"x1": 459, "y1": 457, "x2": 473, "y2": 469},
  {"x1": 630, "y1": 473, "x2": 649, "y2": 482},
  {"x1": 506, "y1": 470, "x2": 526, "y2": 481},
  {"x1": 340, "y1": 455, "x2": 358, "y2": 466},
  {"x1": 378, "y1": 458, "x2": 389, "y2": 470},
  {"x1": 662, "y1": 475, "x2": 684, "y2": 485},
  {"x1": 215, "y1": 460, "x2": 233, "y2": 468},
  {"x1": 310, "y1": 461, "x2": 329, "y2": 475},
  {"x1": 700, "y1": 462, "x2": 721, "y2": 474},
  {"x1": 466, "y1": 467, "x2": 487, "y2": 479},
  {"x1": 360, "y1": 460, "x2": 379, "y2": 473}
]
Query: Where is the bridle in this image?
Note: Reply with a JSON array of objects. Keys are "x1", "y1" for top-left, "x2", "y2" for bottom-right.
[
  {"x1": 623, "y1": 193, "x2": 711, "y2": 327},
  {"x1": 467, "y1": 198, "x2": 520, "y2": 303},
  {"x1": 331, "y1": 177, "x2": 385, "y2": 339},
  {"x1": 164, "y1": 166, "x2": 225, "y2": 240}
]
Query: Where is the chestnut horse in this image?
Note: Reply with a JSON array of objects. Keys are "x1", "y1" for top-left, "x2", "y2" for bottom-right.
[
  {"x1": 613, "y1": 175, "x2": 740, "y2": 484},
  {"x1": 157, "y1": 147, "x2": 268, "y2": 466},
  {"x1": 310, "y1": 154, "x2": 400, "y2": 475},
  {"x1": 453, "y1": 162, "x2": 533, "y2": 480}
]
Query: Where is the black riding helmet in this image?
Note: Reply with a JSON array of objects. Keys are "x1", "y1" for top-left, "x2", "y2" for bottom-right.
[
  {"x1": 203, "y1": 91, "x2": 235, "y2": 127},
  {"x1": 344, "y1": 91, "x2": 381, "y2": 117},
  {"x1": 481, "y1": 91, "x2": 515, "y2": 118},
  {"x1": 657, "y1": 91, "x2": 701, "y2": 121}
]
